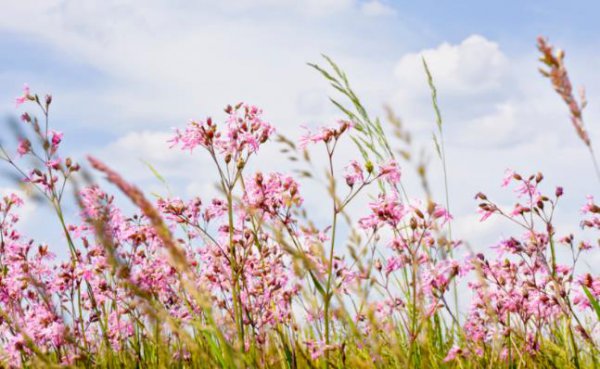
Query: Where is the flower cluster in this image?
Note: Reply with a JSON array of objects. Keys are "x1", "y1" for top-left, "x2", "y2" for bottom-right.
[
  {"x1": 1, "y1": 85, "x2": 598, "y2": 369},
  {"x1": 169, "y1": 103, "x2": 275, "y2": 161},
  {"x1": 243, "y1": 172, "x2": 302, "y2": 221},
  {"x1": 452, "y1": 170, "x2": 598, "y2": 361},
  {"x1": 299, "y1": 120, "x2": 353, "y2": 149}
]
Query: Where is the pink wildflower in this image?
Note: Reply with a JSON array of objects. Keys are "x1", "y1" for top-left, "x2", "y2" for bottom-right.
[
  {"x1": 16, "y1": 139, "x2": 31, "y2": 156},
  {"x1": 343, "y1": 160, "x2": 364, "y2": 187},
  {"x1": 443, "y1": 345, "x2": 464, "y2": 362},
  {"x1": 501, "y1": 168, "x2": 515, "y2": 187},
  {"x1": 15, "y1": 84, "x2": 31, "y2": 107},
  {"x1": 298, "y1": 120, "x2": 353, "y2": 149},
  {"x1": 378, "y1": 159, "x2": 401, "y2": 184}
]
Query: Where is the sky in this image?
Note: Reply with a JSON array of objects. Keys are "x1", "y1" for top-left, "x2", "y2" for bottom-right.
[{"x1": 1, "y1": 0, "x2": 599, "y2": 269}]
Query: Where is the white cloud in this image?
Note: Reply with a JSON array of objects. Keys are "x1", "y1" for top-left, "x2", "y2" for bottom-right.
[
  {"x1": 0, "y1": 0, "x2": 401, "y2": 135},
  {"x1": 394, "y1": 35, "x2": 508, "y2": 97},
  {"x1": 92, "y1": 130, "x2": 210, "y2": 182}
]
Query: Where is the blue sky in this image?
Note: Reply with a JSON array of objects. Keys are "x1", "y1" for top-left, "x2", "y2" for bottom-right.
[{"x1": 1, "y1": 0, "x2": 599, "y2": 268}]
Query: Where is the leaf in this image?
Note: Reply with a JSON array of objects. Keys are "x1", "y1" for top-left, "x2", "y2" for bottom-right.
[
  {"x1": 350, "y1": 136, "x2": 370, "y2": 162},
  {"x1": 422, "y1": 57, "x2": 443, "y2": 132},
  {"x1": 307, "y1": 62, "x2": 337, "y2": 84},
  {"x1": 141, "y1": 159, "x2": 167, "y2": 186},
  {"x1": 330, "y1": 98, "x2": 360, "y2": 127},
  {"x1": 582, "y1": 285, "x2": 600, "y2": 321},
  {"x1": 309, "y1": 271, "x2": 326, "y2": 297},
  {"x1": 432, "y1": 133, "x2": 442, "y2": 159}
]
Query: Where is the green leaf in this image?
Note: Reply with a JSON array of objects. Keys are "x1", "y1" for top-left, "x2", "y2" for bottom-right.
[
  {"x1": 330, "y1": 98, "x2": 360, "y2": 126},
  {"x1": 432, "y1": 133, "x2": 442, "y2": 159},
  {"x1": 582, "y1": 285, "x2": 600, "y2": 321},
  {"x1": 309, "y1": 271, "x2": 326, "y2": 297},
  {"x1": 350, "y1": 136, "x2": 370, "y2": 161},
  {"x1": 141, "y1": 159, "x2": 167, "y2": 186},
  {"x1": 422, "y1": 57, "x2": 443, "y2": 132}
]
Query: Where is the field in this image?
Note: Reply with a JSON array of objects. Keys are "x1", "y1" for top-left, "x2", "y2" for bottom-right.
[{"x1": 0, "y1": 37, "x2": 598, "y2": 368}]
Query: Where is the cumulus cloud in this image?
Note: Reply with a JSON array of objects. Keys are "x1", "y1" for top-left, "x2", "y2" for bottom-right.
[
  {"x1": 394, "y1": 35, "x2": 508, "y2": 97},
  {"x1": 394, "y1": 35, "x2": 508, "y2": 96}
]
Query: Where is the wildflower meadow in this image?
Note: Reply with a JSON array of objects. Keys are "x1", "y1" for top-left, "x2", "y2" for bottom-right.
[{"x1": 0, "y1": 36, "x2": 598, "y2": 368}]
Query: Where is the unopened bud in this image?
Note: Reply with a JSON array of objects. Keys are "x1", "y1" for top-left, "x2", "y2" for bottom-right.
[
  {"x1": 535, "y1": 172, "x2": 543, "y2": 183},
  {"x1": 374, "y1": 259, "x2": 382, "y2": 271},
  {"x1": 410, "y1": 217, "x2": 417, "y2": 230},
  {"x1": 237, "y1": 158, "x2": 245, "y2": 170},
  {"x1": 427, "y1": 201, "x2": 435, "y2": 215},
  {"x1": 555, "y1": 187, "x2": 563, "y2": 197}
]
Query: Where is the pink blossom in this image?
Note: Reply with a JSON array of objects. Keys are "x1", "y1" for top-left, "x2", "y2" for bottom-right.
[
  {"x1": 378, "y1": 159, "x2": 401, "y2": 184},
  {"x1": 501, "y1": 168, "x2": 515, "y2": 187},
  {"x1": 443, "y1": 345, "x2": 464, "y2": 362},
  {"x1": 298, "y1": 120, "x2": 353, "y2": 149},
  {"x1": 431, "y1": 204, "x2": 452, "y2": 225},
  {"x1": 16, "y1": 139, "x2": 31, "y2": 156},
  {"x1": 243, "y1": 172, "x2": 302, "y2": 220},
  {"x1": 358, "y1": 192, "x2": 406, "y2": 229},
  {"x1": 343, "y1": 160, "x2": 364, "y2": 187},
  {"x1": 477, "y1": 206, "x2": 494, "y2": 221},
  {"x1": 50, "y1": 130, "x2": 63, "y2": 152},
  {"x1": 15, "y1": 84, "x2": 30, "y2": 107}
]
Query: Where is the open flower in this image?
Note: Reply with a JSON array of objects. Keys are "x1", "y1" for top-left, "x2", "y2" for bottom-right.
[{"x1": 15, "y1": 84, "x2": 31, "y2": 107}]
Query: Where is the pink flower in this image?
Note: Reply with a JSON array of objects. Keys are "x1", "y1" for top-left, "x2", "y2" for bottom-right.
[
  {"x1": 358, "y1": 191, "x2": 406, "y2": 229},
  {"x1": 169, "y1": 118, "x2": 219, "y2": 152},
  {"x1": 501, "y1": 168, "x2": 515, "y2": 187},
  {"x1": 50, "y1": 130, "x2": 63, "y2": 147},
  {"x1": 378, "y1": 159, "x2": 401, "y2": 184},
  {"x1": 243, "y1": 172, "x2": 302, "y2": 218},
  {"x1": 298, "y1": 120, "x2": 353, "y2": 149},
  {"x1": 477, "y1": 206, "x2": 494, "y2": 221},
  {"x1": 170, "y1": 103, "x2": 274, "y2": 158},
  {"x1": 432, "y1": 204, "x2": 452, "y2": 225},
  {"x1": 15, "y1": 84, "x2": 31, "y2": 107},
  {"x1": 443, "y1": 345, "x2": 464, "y2": 362},
  {"x1": 385, "y1": 256, "x2": 404, "y2": 275},
  {"x1": 582, "y1": 195, "x2": 597, "y2": 213},
  {"x1": 16, "y1": 139, "x2": 31, "y2": 156},
  {"x1": 343, "y1": 160, "x2": 364, "y2": 187}
]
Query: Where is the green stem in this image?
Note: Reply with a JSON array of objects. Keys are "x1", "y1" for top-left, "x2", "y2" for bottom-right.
[
  {"x1": 323, "y1": 145, "x2": 338, "y2": 367},
  {"x1": 227, "y1": 190, "x2": 244, "y2": 347}
]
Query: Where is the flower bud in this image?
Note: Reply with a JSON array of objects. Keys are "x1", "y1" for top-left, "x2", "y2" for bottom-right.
[
  {"x1": 535, "y1": 172, "x2": 543, "y2": 183},
  {"x1": 555, "y1": 186, "x2": 563, "y2": 197},
  {"x1": 410, "y1": 217, "x2": 418, "y2": 230},
  {"x1": 374, "y1": 259, "x2": 382, "y2": 271}
]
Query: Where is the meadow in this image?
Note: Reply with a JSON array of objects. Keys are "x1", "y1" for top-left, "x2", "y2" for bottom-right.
[{"x1": 0, "y1": 37, "x2": 598, "y2": 368}]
